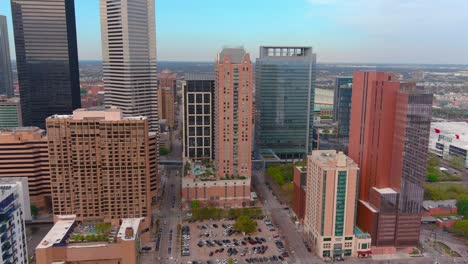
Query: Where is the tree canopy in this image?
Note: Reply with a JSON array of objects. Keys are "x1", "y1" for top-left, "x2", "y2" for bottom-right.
[
  {"x1": 453, "y1": 220, "x2": 468, "y2": 239},
  {"x1": 159, "y1": 147, "x2": 171, "y2": 155},
  {"x1": 267, "y1": 164, "x2": 293, "y2": 186},
  {"x1": 234, "y1": 215, "x2": 258, "y2": 234}
]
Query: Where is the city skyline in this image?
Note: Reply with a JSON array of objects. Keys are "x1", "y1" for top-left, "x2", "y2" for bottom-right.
[{"x1": 0, "y1": 0, "x2": 468, "y2": 64}]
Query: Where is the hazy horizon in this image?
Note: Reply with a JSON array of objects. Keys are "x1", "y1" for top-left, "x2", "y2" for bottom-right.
[{"x1": 1, "y1": 0, "x2": 468, "y2": 64}]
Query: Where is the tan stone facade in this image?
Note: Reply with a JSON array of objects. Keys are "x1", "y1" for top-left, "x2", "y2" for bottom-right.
[
  {"x1": 46, "y1": 109, "x2": 158, "y2": 241},
  {"x1": 0, "y1": 127, "x2": 50, "y2": 214},
  {"x1": 304, "y1": 150, "x2": 371, "y2": 260},
  {"x1": 158, "y1": 86, "x2": 175, "y2": 129}
]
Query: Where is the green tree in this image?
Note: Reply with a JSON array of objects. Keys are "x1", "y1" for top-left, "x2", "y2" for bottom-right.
[
  {"x1": 159, "y1": 147, "x2": 171, "y2": 155},
  {"x1": 426, "y1": 165, "x2": 442, "y2": 181},
  {"x1": 30, "y1": 205, "x2": 39, "y2": 217},
  {"x1": 449, "y1": 156, "x2": 465, "y2": 171},
  {"x1": 456, "y1": 196, "x2": 468, "y2": 218},
  {"x1": 234, "y1": 215, "x2": 257, "y2": 234},
  {"x1": 452, "y1": 220, "x2": 468, "y2": 238},
  {"x1": 228, "y1": 259, "x2": 234, "y2": 264},
  {"x1": 191, "y1": 200, "x2": 199, "y2": 209},
  {"x1": 266, "y1": 164, "x2": 293, "y2": 186}
]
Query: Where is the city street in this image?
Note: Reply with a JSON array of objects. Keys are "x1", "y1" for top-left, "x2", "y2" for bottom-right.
[
  {"x1": 251, "y1": 166, "x2": 320, "y2": 264},
  {"x1": 141, "y1": 165, "x2": 183, "y2": 264}
]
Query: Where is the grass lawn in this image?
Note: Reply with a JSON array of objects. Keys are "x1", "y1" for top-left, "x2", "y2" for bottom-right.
[
  {"x1": 424, "y1": 183, "x2": 468, "y2": 200},
  {"x1": 436, "y1": 241, "x2": 462, "y2": 257}
]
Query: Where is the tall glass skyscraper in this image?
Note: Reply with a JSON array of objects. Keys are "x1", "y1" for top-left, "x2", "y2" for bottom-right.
[
  {"x1": 0, "y1": 15, "x2": 14, "y2": 97},
  {"x1": 333, "y1": 77, "x2": 353, "y2": 152},
  {"x1": 11, "y1": 0, "x2": 81, "y2": 128},
  {"x1": 255, "y1": 46, "x2": 316, "y2": 159}
]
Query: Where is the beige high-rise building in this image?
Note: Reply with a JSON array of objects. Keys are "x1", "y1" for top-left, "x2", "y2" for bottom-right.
[
  {"x1": 159, "y1": 86, "x2": 175, "y2": 129},
  {"x1": 100, "y1": 0, "x2": 158, "y2": 132},
  {"x1": 0, "y1": 127, "x2": 50, "y2": 214},
  {"x1": 215, "y1": 47, "x2": 253, "y2": 178},
  {"x1": 304, "y1": 150, "x2": 371, "y2": 260},
  {"x1": 46, "y1": 108, "x2": 158, "y2": 240}
]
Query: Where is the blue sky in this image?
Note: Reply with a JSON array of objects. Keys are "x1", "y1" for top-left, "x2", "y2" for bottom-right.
[{"x1": 1, "y1": 0, "x2": 467, "y2": 63}]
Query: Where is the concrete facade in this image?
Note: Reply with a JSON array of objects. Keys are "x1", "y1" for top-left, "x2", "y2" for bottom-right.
[
  {"x1": 100, "y1": 0, "x2": 158, "y2": 131},
  {"x1": 0, "y1": 179, "x2": 29, "y2": 264},
  {"x1": 158, "y1": 69, "x2": 177, "y2": 99},
  {"x1": 0, "y1": 127, "x2": 50, "y2": 214},
  {"x1": 46, "y1": 109, "x2": 158, "y2": 242},
  {"x1": 304, "y1": 150, "x2": 371, "y2": 260},
  {"x1": 158, "y1": 86, "x2": 175, "y2": 129}
]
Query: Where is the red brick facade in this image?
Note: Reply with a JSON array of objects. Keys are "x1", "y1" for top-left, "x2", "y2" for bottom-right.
[
  {"x1": 292, "y1": 166, "x2": 306, "y2": 222},
  {"x1": 182, "y1": 179, "x2": 251, "y2": 208}
]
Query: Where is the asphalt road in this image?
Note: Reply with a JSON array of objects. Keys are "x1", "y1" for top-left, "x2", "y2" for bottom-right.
[{"x1": 251, "y1": 166, "x2": 320, "y2": 264}]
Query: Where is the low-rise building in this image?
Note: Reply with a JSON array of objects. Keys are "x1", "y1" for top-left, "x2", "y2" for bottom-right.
[
  {"x1": 35, "y1": 215, "x2": 143, "y2": 264},
  {"x1": 429, "y1": 121, "x2": 468, "y2": 168},
  {"x1": 0, "y1": 127, "x2": 50, "y2": 214},
  {"x1": 422, "y1": 200, "x2": 458, "y2": 216},
  {"x1": 0, "y1": 178, "x2": 29, "y2": 264},
  {"x1": 304, "y1": 150, "x2": 371, "y2": 260},
  {"x1": 292, "y1": 165, "x2": 307, "y2": 222},
  {"x1": 181, "y1": 160, "x2": 251, "y2": 208}
]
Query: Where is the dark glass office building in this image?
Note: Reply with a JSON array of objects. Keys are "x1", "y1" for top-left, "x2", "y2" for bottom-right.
[
  {"x1": 0, "y1": 15, "x2": 14, "y2": 97},
  {"x1": 183, "y1": 73, "x2": 215, "y2": 160},
  {"x1": 11, "y1": 0, "x2": 80, "y2": 128},
  {"x1": 255, "y1": 46, "x2": 316, "y2": 159},
  {"x1": 333, "y1": 77, "x2": 353, "y2": 153}
]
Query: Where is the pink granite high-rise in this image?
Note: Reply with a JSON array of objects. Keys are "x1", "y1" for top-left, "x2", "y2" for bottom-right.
[{"x1": 215, "y1": 47, "x2": 253, "y2": 178}]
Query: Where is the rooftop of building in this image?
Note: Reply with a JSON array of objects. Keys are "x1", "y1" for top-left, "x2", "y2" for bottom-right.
[
  {"x1": 47, "y1": 108, "x2": 147, "y2": 122},
  {"x1": 185, "y1": 73, "x2": 215, "y2": 81},
  {"x1": 259, "y1": 46, "x2": 313, "y2": 58},
  {"x1": 158, "y1": 69, "x2": 177, "y2": 78},
  {"x1": 37, "y1": 216, "x2": 141, "y2": 249},
  {"x1": 183, "y1": 159, "x2": 250, "y2": 183},
  {"x1": 431, "y1": 121, "x2": 468, "y2": 137},
  {"x1": 0, "y1": 126, "x2": 43, "y2": 134},
  {"x1": 295, "y1": 165, "x2": 307, "y2": 173},
  {"x1": 372, "y1": 187, "x2": 398, "y2": 195},
  {"x1": 359, "y1": 200, "x2": 378, "y2": 213},
  {"x1": 37, "y1": 219, "x2": 76, "y2": 249},
  {"x1": 184, "y1": 159, "x2": 217, "y2": 181},
  {"x1": 310, "y1": 150, "x2": 358, "y2": 168},
  {"x1": 354, "y1": 227, "x2": 371, "y2": 239},
  {"x1": 422, "y1": 199, "x2": 457, "y2": 210},
  {"x1": 0, "y1": 96, "x2": 20, "y2": 103},
  {"x1": 117, "y1": 218, "x2": 142, "y2": 241},
  {"x1": 0, "y1": 127, "x2": 45, "y2": 141},
  {"x1": 218, "y1": 47, "x2": 247, "y2": 64}
]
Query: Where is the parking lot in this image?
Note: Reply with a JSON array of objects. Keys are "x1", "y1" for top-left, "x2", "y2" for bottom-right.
[{"x1": 180, "y1": 219, "x2": 289, "y2": 264}]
